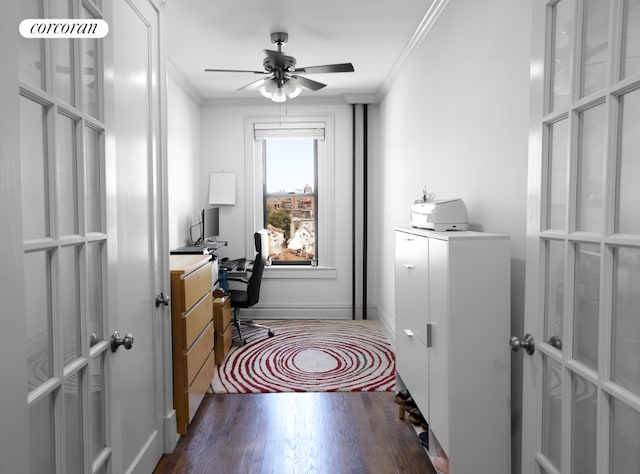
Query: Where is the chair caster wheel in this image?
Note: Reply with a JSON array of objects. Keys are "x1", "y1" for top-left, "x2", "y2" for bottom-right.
[{"x1": 268, "y1": 330, "x2": 275, "y2": 337}]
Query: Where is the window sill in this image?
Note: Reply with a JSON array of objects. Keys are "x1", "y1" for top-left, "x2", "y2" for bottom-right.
[{"x1": 263, "y1": 265, "x2": 337, "y2": 279}]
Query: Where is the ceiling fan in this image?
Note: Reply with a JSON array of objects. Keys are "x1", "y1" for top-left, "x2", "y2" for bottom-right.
[{"x1": 204, "y1": 32, "x2": 354, "y2": 102}]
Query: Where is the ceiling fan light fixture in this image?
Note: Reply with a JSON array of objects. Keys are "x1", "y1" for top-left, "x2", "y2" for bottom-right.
[
  {"x1": 284, "y1": 77, "x2": 302, "y2": 99},
  {"x1": 271, "y1": 87, "x2": 287, "y2": 103},
  {"x1": 259, "y1": 78, "x2": 277, "y2": 99}
]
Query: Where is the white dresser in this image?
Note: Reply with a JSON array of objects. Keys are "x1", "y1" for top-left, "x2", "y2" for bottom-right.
[{"x1": 395, "y1": 228, "x2": 511, "y2": 474}]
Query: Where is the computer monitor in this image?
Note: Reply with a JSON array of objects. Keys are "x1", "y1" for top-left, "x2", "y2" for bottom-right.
[{"x1": 202, "y1": 207, "x2": 219, "y2": 242}]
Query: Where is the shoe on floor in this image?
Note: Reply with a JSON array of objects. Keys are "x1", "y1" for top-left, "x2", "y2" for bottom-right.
[{"x1": 394, "y1": 390, "x2": 410, "y2": 404}]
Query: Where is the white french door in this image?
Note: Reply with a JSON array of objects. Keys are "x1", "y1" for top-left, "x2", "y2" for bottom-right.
[
  {"x1": 0, "y1": 0, "x2": 170, "y2": 473},
  {"x1": 521, "y1": 0, "x2": 640, "y2": 473}
]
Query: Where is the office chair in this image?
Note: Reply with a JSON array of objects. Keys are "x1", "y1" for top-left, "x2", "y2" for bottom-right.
[{"x1": 228, "y1": 230, "x2": 275, "y2": 346}]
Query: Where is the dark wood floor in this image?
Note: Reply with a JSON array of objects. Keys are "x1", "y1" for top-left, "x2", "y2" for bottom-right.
[{"x1": 154, "y1": 391, "x2": 435, "y2": 474}]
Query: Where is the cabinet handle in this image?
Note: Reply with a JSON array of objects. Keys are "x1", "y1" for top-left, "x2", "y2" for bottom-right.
[
  {"x1": 403, "y1": 263, "x2": 415, "y2": 269},
  {"x1": 404, "y1": 329, "x2": 415, "y2": 337},
  {"x1": 426, "y1": 323, "x2": 433, "y2": 347}
]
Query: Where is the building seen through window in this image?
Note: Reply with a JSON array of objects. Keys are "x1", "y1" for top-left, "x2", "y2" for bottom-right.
[{"x1": 263, "y1": 137, "x2": 317, "y2": 264}]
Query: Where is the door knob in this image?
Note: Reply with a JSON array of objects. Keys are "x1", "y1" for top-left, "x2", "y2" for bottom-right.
[
  {"x1": 548, "y1": 335, "x2": 562, "y2": 350},
  {"x1": 111, "y1": 331, "x2": 134, "y2": 352},
  {"x1": 510, "y1": 333, "x2": 535, "y2": 355},
  {"x1": 155, "y1": 292, "x2": 170, "y2": 307}
]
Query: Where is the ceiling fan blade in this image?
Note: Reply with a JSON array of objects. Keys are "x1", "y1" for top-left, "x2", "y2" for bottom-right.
[
  {"x1": 291, "y1": 75, "x2": 326, "y2": 91},
  {"x1": 294, "y1": 63, "x2": 354, "y2": 74},
  {"x1": 205, "y1": 68, "x2": 268, "y2": 74},
  {"x1": 237, "y1": 76, "x2": 271, "y2": 91}
]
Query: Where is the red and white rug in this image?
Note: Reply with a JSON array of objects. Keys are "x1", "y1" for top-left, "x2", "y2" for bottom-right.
[{"x1": 211, "y1": 319, "x2": 396, "y2": 393}]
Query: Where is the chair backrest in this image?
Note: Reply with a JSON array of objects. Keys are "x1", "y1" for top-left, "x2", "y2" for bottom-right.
[{"x1": 246, "y1": 231, "x2": 266, "y2": 307}]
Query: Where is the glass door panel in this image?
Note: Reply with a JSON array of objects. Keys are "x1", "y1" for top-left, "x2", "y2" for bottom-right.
[
  {"x1": 611, "y1": 398, "x2": 640, "y2": 472},
  {"x1": 544, "y1": 239, "x2": 565, "y2": 344},
  {"x1": 18, "y1": 0, "x2": 45, "y2": 90},
  {"x1": 20, "y1": 96, "x2": 50, "y2": 241},
  {"x1": 85, "y1": 126, "x2": 103, "y2": 233},
  {"x1": 622, "y1": 0, "x2": 640, "y2": 79},
  {"x1": 611, "y1": 246, "x2": 640, "y2": 395},
  {"x1": 25, "y1": 250, "x2": 53, "y2": 393},
  {"x1": 550, "y1": 0, "x2": 575, "y2": 112},
  {"x1": 542, "y1": 356, "x2": 562, "y2": 470},
  {"x1": 616, "y1": 88, "x2": 640, "y2": 235},
  {"x1": 579, "y1": 0, "x2": 609, "y2": 98},
  {"x1": 60, "y1": 246, "x2": 81, "y2": 365},
  {"x1": 571, "y1": 374, "x2": 597, "y2": 474},
  {"x1": 576, "y1": 103, "x2": 605, "y2": 232},
  {"x1": 56, "y1": 113, "x2": 79, "y2": 237},
  {"x1": 547, "y1": 119, "x2": 569, "y2": 230},
  {"x1": 28, "y1": 394, "x2": 55, "y2": 474},
  {"x1": 64, "y1": 372, "x2": 84, "y2": 473},
  {"x1": 89, "y1": 355, "x2": 107, "y2": 461},
  {"x1": 572, "y1": 243, "x2": 600, "y2": 370}
]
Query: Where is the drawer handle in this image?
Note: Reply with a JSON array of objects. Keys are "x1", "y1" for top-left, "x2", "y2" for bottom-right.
[
  {"x1": 404, "y1": 237, "x2": 415, "y2": 241},
  {"x1": 404, "y1": 329, "x2": 415, "y2": 337},
  {"x1": 426, "y1": 323, "x2": 433, "y2": 347},
  {"x1": 403, "y1": 263, "x2": 415, "y2": 269}
]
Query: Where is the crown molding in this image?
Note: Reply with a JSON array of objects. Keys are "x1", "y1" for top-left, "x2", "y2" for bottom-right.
[
  {"x1": 167, "y1": 60, "x2": 204, "y2": 105},
  {"x1": 377, "y1": 0, "x2": 450, "y2": 101}
]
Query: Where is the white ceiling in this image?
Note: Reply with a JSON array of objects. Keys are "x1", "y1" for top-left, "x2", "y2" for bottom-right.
[{"x1": 166, "y1": 0, "x2": 434, "y2": 101}]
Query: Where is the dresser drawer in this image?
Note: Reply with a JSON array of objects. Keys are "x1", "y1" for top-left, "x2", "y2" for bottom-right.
[
  {"x1": 213, "y1": 295, "x2": 231, "y2": 331},
  {"x1": 187, "y1": 349, "x2": 216, "y2": 422},
  {"x1": 183, "y1": 293, "x2": 213, "y2": 349},
  {"x1": 185, "y1": 321, "x2": 214, "y2": 386},
  {"x1": 183, "y1": 262, "x2": 212, "y2": 310},
  {"x1": 214, "y1": 325, "x2": 233, "y2": 365}
]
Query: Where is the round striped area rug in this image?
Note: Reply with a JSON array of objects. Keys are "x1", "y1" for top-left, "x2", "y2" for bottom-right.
[{"x1": 211, "y1": 320, "x2": 396, "y2": 393}]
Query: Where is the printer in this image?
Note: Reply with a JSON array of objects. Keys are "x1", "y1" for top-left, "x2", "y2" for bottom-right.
[{"x1": 411, "y1": 198, "x2": 469, "y2": 231}]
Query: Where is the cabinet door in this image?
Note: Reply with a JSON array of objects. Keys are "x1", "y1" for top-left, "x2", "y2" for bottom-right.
[
  {"x1": 395, "y1": 231, "x2": 429, "y2": 344},
  {"x1": 427, "y1": 237, "x2": 450, "y2": 453},
  {"x1": 396, "y1": 314, "x2": 429, "y2": 414}
]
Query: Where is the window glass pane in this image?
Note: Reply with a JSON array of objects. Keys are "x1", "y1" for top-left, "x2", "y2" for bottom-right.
[
  {"x1": 87, "y1": 242, "x2": 104, "y2": 343},
  {"x1": 85, "y1": 126, "x2": 103, "y2": 233},
  {"x1": 19, "y1": 0, "x2": 45, "y2": 90},
  {"x1": 550, "y1": 0, "x2": 575, "y2": 112},
  {"x1": 29, "y1": 393, "x2": 55, "y2": 474},
  {"x1": 57, "y1": 113, "x2": 79, "y2": 236},
  {"x1": 577, "y1": 103, "x2": 605, "y2": 232},
  {"x1": 573, "y1": 243, "x2": 600, "y2": 370},
  {"x1": 622, "y1": 0, "x2": 640, "y2": 79},
  {"x1": 611, "y1": 247, "x2": 640, "y2": 395},
  {"x1": 545, "y1": 240, "x2": 565, "y2": 344},
  {"x1": 547, "y1": 119, "x2": 569, "y2": 230},
  {"x1": 580, "y1": 0, "x2": 609, "y2": 97},
  {"x1": 60, "y1": 246, "x2": 81, "y2": 365},
  {"x1": 51, "y1": 0, "x2": 74, "y2": 105},
  {"x1": 64, "y1": 371, "x2": 84, "y2": 473},
  {"x1": 25, "y1": 251, "x2": 53, "y2": 392},
  {"x1": 571, "y1": 374, "x2": 597, "y2": 474},
  {"x1": 80, "y1": 5, "x2": 100, "y2": 118},
  {"x1": 611, "y1": 397, "x2": 640, "y2": 472},
  {"x1": 20, "y1": 96, "x2": 50, "y2": 240},
  {"x1": 89, "y1": 356, "x2": 106, "y2": 460},
  {"x1": 542, "y1": 355, "x2": 562, "y2": 470},
  {"x1": 264, "y1": 138, "x2": 317, "y2": 263},
  {"x1": 617, "y1": 88, "x2": 640, "y2": 234}
]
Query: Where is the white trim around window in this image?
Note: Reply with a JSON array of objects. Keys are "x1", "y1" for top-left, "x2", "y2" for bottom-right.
[{"x1": 244, "y1": 114, "x2": 337, "y2": 278}]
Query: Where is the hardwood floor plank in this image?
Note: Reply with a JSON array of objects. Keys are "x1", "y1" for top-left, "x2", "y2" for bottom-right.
[{"x1": 154, "y1": 392, "x2": 435, "y2": 474}]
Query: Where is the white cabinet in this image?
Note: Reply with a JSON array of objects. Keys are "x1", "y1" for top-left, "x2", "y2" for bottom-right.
[{"x1": 395, "y1": 228, "x2": 510, "y2": 474}]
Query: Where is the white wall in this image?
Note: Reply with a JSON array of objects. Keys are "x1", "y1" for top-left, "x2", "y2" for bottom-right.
[
  {"x1": 199, "y1": 99, "x2": 359, "y2": 318},
  {"x1": 373, "y1": 1, "x2": 532, "y2": 472},
  {"x1": 167, "y1": 70, "x2": 202, "y2": 249}
]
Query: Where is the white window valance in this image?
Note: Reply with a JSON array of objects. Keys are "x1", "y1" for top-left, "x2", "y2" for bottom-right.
[{"x1": 254, "y1": 122, "x2": 325, "y2": 140}]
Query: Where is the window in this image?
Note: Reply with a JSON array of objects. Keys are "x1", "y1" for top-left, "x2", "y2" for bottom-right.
[
  {"x1": 263, "y1": 137, "x2": 318, "y2": 264},
  {"x1": 247, "y1": 117, "x2": 334, "y2": 272}
]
